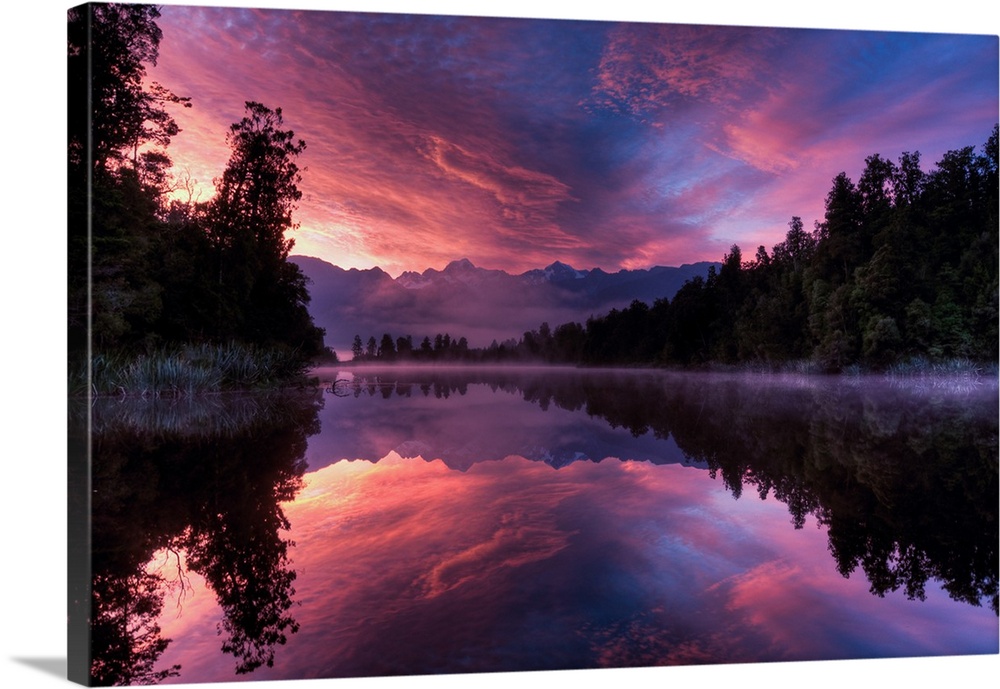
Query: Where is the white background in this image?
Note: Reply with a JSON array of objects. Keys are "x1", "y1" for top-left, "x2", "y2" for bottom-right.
[{"x1": 1, "y1": 1, "x2": 997, "y2": 688}]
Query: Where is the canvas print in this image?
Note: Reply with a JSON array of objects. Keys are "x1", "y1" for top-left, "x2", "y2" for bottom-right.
[{"x1": 67, "y1": 2, "x2": 999, "y2": 686}]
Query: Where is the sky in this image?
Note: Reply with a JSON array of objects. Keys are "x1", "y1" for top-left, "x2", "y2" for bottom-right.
[
  {"x1": 144, "y1": 1, "x2": 999, "y2": 276},
  {"x1": 0, "y1": 4, "x2": 999, "y2": 689}
]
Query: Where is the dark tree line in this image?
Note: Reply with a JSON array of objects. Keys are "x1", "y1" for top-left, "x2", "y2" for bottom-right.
[
  {"x1": 68, "y1": 4, "x2": 325, "y2": 373},
  {"x1": 350, "y1": 332, "x2": 472, "y2": 362},
  {"x1": 588, "y1": 130, "x2": 998, "y2": 370},
  {"x1": 348, "y1": 323, "x2": 592, "y2": 364},
  {"x1": 464, "y1": 131, "x2": 997, "y2": 372}
]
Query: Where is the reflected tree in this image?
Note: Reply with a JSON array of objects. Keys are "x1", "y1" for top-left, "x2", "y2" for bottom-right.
[
  {"x1": 342, "y1": 369, "x2": 998, "y2": 614},
  {"x1": 89, "y1": 570, "x2": 181, "y2": 685},
  {"x1": 85, "y1": 392, "x2": 321, "y2": 684},
  {"x1": 185, "y1": 501, "x2": 301, "y2": 674}
]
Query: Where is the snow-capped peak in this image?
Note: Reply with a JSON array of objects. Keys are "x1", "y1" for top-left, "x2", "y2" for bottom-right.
[{"x1": 543, "y1": 261, "x2": 588, "y2": 280}]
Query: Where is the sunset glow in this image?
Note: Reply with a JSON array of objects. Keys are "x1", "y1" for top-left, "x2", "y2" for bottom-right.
[
  {"x1": 153, "y1": 452, "x2": 998, "y2": 682},
  {"x1": 146, "y1": 3, "x2": 999, "y2": 275}
]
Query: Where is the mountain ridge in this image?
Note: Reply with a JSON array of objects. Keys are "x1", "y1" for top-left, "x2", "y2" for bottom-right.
[{"x1": 291, "y1": 254, "x2": 719, "y2": 356}]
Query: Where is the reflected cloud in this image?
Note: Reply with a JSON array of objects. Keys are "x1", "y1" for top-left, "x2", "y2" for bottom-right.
[
  {"x1": 122, "y1": 370, "x2": 999, "y2": 684},
  {"x1": 156, "y1": 443, "x2": 997, "y2": 682}
]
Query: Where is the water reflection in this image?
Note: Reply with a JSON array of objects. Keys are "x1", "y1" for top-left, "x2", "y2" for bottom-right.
[
  {"x1": 317, "y1": 367, "x2": 998, "y2": 615},
  {"x1": 77, "y1": 392, "x2": 323, "y2": 685},
  {"x1": 80, "y1": 369, "x2": 998, "y2": 684}
]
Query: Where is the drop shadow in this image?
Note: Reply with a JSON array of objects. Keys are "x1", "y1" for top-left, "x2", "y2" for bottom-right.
[{"x1": 11, "y1": 657, "x2": 67, "y2": 680}]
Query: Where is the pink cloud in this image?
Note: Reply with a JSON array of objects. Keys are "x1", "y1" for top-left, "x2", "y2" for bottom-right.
[
  {"x1": 146, "y1": 7, "x2": 997, "y2": 275},
  {"x1": 591, "y1": 24, "x2": 781, "y2": 121},
  {"x1": 151, "y1": 7, "x2": 603, "y2": 275}
]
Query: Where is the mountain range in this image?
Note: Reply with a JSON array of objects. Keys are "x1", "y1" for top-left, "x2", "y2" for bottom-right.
[{"x1": 290, "y1": 255, "x2": 718, "y2": 356}]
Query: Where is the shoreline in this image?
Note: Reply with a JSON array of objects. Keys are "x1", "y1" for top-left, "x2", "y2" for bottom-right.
[
  {"x1": 315, "y1": 357, "x2": 999, "y2": 377},
  {"x1": 69, "y1": 352, "x2": 998, "y2": 400}
]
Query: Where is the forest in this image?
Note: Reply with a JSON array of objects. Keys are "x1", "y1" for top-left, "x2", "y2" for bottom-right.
[
  {"x1": 352, "y1": 126, "x2": 998, "y2": 372},
  {"x1": 571, "y1": 132, "x2": 999, "y2": 372},
  {"x1": 68, "y1": 4, "x2": 326, "y2": 394}
]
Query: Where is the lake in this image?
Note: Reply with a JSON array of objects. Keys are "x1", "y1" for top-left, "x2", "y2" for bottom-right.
[{"x1": 80, "y1": 367, "x2": 999, "y2": 685}]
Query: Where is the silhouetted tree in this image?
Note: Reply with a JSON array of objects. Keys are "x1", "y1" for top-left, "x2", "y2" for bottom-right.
[
  {"x1": 378, "y1": 333, "x2": 396, "y2": 360},
  {"x1": 68, "y1": 3, "x2": 190, "y2": 354},
  {"x1": 204, "y1": 101, "x2": 324, "y2": 355},
  {"x1": 67, "y1": 3, "x2": 189, "y2": 178},
  {"x1": 396, "y1": 335, "x2": 414, "y2": 359}
]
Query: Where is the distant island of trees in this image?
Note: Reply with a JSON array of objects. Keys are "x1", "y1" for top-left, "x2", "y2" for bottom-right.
[{"x1": 349, "y1": 124, "x2": 998, "y2": 373}]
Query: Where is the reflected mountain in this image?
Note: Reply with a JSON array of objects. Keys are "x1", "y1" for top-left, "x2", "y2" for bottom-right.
[
  {"x1": 75, "y1": 391, "x2": 323, "y2": 685},
  {"x1": 315, "y1": 367, "x2": 999, "y2": 615},
  {"x1": 310, "y1": 367, "x2": 696, "y2": 471}
]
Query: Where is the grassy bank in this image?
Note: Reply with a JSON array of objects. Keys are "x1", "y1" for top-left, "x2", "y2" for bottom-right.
[{"x1": 71, "y1": 343, "x2": 316, "y2": 397}]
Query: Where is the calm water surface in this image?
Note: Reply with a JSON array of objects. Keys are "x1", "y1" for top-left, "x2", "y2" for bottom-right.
[{"x1": 82, "y1": 368, "x2": 999, "y2": 685}]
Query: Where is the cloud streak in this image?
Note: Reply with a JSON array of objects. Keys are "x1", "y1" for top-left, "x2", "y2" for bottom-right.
[{"x1": 148, "y1": 6, "x2": 998, "y2": 274}]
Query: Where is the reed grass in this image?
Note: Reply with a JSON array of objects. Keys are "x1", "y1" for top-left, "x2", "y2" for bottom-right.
[
  {"x1": 75, "y1": 343, "x2": 311, "y2": 397},
  {"x1": 884, "y1": 356, "x2": 993, "y2": 378}
]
